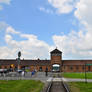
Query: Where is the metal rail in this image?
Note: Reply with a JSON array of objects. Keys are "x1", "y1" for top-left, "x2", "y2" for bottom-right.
[
  {"x1": 46, "y1": 79, "x2": 53, "y2": 92},
  {"x1": 46, "y1": 81, "x2": 70, "y2": 92},
  {"x1": 45, "y1": 73, "x2": 70, "y2": 92},
  {"x1": 62, "y1": 81, "x2": 70, "y2": 92},
  {"x1": 61, "y1": 73, "x2": 70, "y2": 92}
]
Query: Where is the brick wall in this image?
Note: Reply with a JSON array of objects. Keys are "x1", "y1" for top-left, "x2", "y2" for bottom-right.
[
  {"x1": 51, "y1": 56, "x2": 62, "y2": 65},
  {"x1": 62, "y1": 65, "x2": 92, "y2": 72}
]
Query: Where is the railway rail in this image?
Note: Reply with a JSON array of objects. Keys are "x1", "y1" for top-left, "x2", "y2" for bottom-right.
[
  {"x1": 46, "y1": 80, "x2": 70, "y2": 92},
  {"x1": 45, "y1": 73, "x2": 70, "y2": 92}
]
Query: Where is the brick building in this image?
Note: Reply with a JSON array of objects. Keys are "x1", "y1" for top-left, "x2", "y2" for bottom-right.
[{"x1": 0, "y1": 48, "x2": 92, "y2": 72}]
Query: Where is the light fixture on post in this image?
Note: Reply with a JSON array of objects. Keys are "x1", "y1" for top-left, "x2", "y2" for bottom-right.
[{"x1": 17, "y1": 51, "x2": 21, "y2": 70}]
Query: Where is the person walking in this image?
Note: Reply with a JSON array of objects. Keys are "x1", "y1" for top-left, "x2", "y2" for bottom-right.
[
  {"x1": 45, "y1": 67, "x2": 48, "y2": 77},
  {"x1": 21, "y1": 71, "x2": 24, "y2": 77}
]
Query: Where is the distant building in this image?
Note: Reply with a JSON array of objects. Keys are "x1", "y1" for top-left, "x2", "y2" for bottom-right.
[{"x1": 0, "y1": 48, "x2": 92, "y2": 72}]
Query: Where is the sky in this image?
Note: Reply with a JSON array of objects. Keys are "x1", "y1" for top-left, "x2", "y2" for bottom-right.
[{"x1": 0, "y1": 0, "x2": 92, "y2": 59}]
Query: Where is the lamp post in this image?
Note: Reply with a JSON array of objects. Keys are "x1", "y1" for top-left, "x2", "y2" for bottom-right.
[
  {"x1": 0, "y1": 62, "x2": 1, "y2": 69},
  {"x1": 85, "y1": 63, "x2": 87, "y2": 83},
  {"x1": 17, "y1": 51, "x2": 21, "y2": 70}
]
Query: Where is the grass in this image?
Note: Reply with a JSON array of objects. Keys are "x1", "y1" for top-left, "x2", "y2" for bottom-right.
[
  {"x1": 62, "y1": 72, "x2": 92, "y2": 79},
  {"x1": 0, "y1": 80, "x2": 44, "y2": 92},
  {"x1": 68, "y1": 82, "x2": 92, "y2": 92}
]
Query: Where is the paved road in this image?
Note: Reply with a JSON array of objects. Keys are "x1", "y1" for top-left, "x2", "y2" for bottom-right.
[
  {"x1": 62, "y1": 77, "x2": 92, "y2": 82},
  {"x1": 0, "y1": 72, "x2": 92, "y2": 83},
  {"x1": 0, "y1": 72, "x2": 52, "y2": 82}
]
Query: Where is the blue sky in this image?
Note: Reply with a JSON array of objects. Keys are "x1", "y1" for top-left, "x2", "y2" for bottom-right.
[
  {"x1": 0, "y1": 0, "x2": 79, "y2": 44},
  {"x1": 0, "y1": 0, "x2": 92, "y2": 59}
]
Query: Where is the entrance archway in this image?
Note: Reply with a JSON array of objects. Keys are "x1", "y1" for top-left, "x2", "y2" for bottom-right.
[{"x1": 52, "y1": 64, "x2": 60, "y2": 72}]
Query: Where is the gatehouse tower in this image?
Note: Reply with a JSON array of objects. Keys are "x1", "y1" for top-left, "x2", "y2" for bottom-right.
[{"x1": 50, "y1": 48, "x2": 62, "y2": 71}]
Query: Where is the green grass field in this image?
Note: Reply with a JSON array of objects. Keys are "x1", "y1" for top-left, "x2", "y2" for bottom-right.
[
  {"x1": 69, "y1": 82, "x2": 92, "y2": 92},
  {"x1": 0, "y1": 80, "x2": 44, "y2": 92},
  {"x1": 62, "y1": 72, "x2": 92, "y2": 79}
]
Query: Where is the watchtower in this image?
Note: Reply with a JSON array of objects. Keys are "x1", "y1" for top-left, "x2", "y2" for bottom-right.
[{"x1": 50, "y1": 48, "x2": 62, "y2": 71}]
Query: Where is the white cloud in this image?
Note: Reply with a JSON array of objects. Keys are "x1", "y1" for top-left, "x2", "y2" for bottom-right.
[
  {"x1": 1, "y1": 0, "x2": 92, "y2": 59},
  {"x1": 0, "y1": 5, "x2": 3, "y2": 10},
  {"x1": 0, "y1": 21, "x2": 8, "y2": 31},
  {"x1": 48, "y1": 0, "x2": 78, "y2": 14},
  {"x1": 0, "y1": 25, "x2": 53, "y2": 59},
  {"x1": 0, "y1": 0, "x2": 11, "y2": 11},
  {"x1": 53, "y1": 30, "x2": 92, "y2": 59},
  {"x1": 20, "y1": 34, "x2": 37, "y2": 40},
  {"x1": 0, "y1": 0, "x2": 11, "y2": 5},
  {"x1": 39, "y1": 7, "x2": 53, "y2": 14},
  {"x1": 0, "y1": 47, "x2": 17, "y2": 59},
  {"x1": 52, "y1": 0, "x2": 92, "y2": 59},
  {"x1": 39, "y1": 7, "x2": 45, "y2": 11},
  {"x1": 5, "y1": 34, "x2": 12, "y2": 43},
  {"x1": 6, "y1": 26, "x2": 20, "y2": 34},
  {"x1": 75, "y1": 0, "x2": 92, "y2": 30}
]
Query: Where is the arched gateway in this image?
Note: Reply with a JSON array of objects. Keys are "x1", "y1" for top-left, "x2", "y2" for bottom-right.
[
  {"x1": 52, "y1": 64, "x2": 60, "y2": 72},
  {"x1": 50, "y1": 48, "x2": 62, "y2": 72}
]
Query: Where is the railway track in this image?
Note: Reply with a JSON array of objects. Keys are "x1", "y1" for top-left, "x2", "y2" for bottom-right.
[
  {"x1": 46, "y1": 80, "x2": 70, "y2": 92},
  {"x1": 46, "y1": 73, "x2": 70, "y2": 92}
]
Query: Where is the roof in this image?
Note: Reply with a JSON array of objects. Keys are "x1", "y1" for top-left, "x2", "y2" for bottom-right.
[
  {"x1": 0, "y1": 59, "x2": 51, "y2": 66},
  {"x1": 50, "y1": 48, "x2": 62, "y2": 54}
]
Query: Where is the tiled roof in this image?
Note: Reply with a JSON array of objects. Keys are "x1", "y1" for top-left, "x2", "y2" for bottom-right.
[
  {"x1": 0, "y1": 59, "x2": 51, "y2": 66},
  {"x1": 50, "y1": 48, "x2": 62, "y2": 54}
]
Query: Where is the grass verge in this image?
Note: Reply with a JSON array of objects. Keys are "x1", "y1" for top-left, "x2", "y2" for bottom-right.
[
  {"x1": 0, "y1": 80, "x2": 44, "y2": 92},
  {"x1": 68, "y1": 82, "x2": 92, "y2": 92},
  {"x1": 62, "y1": 72, "x2": 92, "y2": 79}
]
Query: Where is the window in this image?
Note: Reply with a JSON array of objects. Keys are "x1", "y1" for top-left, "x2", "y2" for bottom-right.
[
  {"x1": 39, "y1": 67, "x2": 42, "y2": 71},
  {"x1": 51, "y1": 53, "x2": 61, "y2": 56},
  {"x1": 70, "y1": 66, "x2": 73, "y2": 70},
  {"x1": 82, "y1": 66, "x2": 85, "y2": 70},
  {"x1": 64, "y1": 66, "x2": 66, "y2": 69},
  {"x1": 88, "y1": 66, "x2": 90, "y2": 71},
  {"x1": 76, "y1": 66, "x2": 79, "y2": 70},
  {"x1": 4, "y1": 66, "x2": 7, "y2": 69}
]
